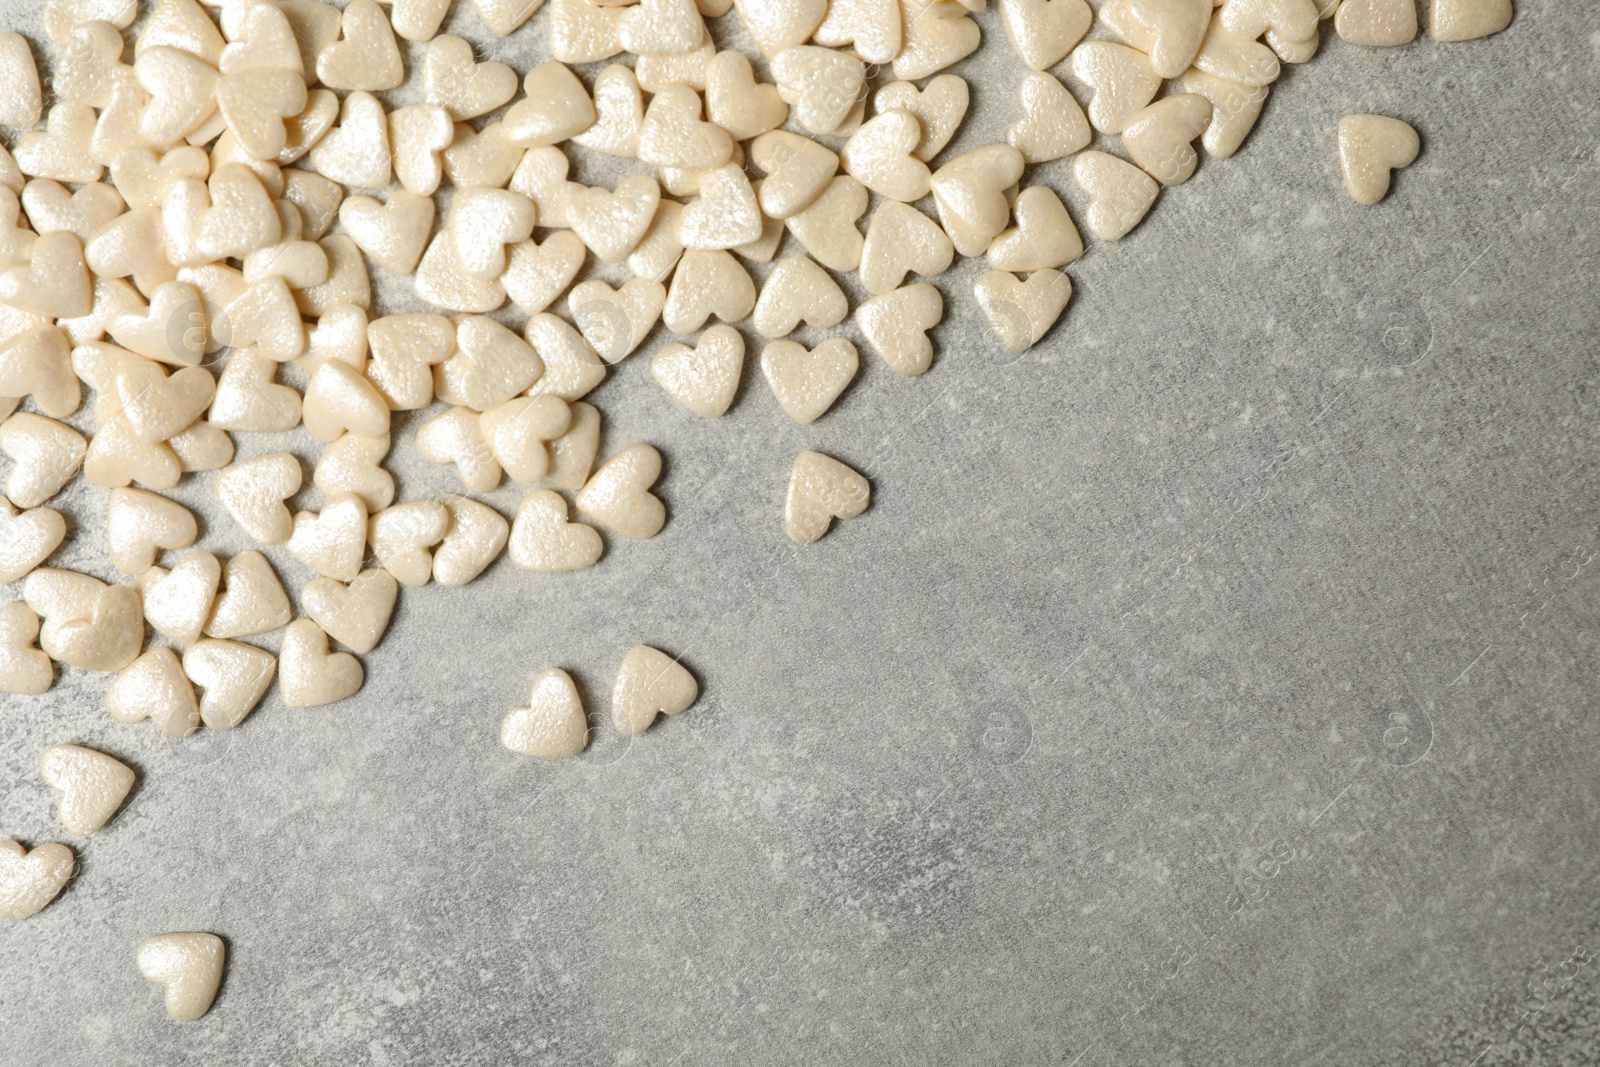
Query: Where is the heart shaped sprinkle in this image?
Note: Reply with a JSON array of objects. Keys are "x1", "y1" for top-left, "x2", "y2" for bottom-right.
[
  {"x1": 206, "y1": 550, "x2": 293, "y2": 640},
  {"x1": 303, "y1": 360, "x2": 391, "y2": 443},
  {"x1": 390, "y1": 103, "x2": 455, "y2": 196},
  {"x1": 861, "y1": 201, "x2": 954, "y2": 297},
  {"x1": 734, "y1": 0, "x2": 827, "y2": 57},
  {"x1": 209, "y1": 349, "x2": 303, "y2": 434},
  {"x1": 1429, "y1": 0, "x2": 1512, "y2": 41},
  {"x1": 988, "y1": 186, "x2": 1084, "y2": 273},
  {"x1": 0, "y1": 840, "x2": 74, "y2": 921},
  {"x1": 0, "y1": 499, "x2": 66, "y2": 582},
  {"x1": 841, "y1": 112, "x2": 931, "y2": 203},
  {"x1": 501, "y1": 667, "x2": 589, "y2": 758},
  {"x1": 137, "y1": 932, "x2": 225, "y2": 1021},
  {"x1": 930, "y1": 145, "x2": 1027, "y2": 257},
  {"x1": 784, "y1": 449, "x2": 870, "y2": 544},
  {"x1": 279, "y1": 618, "x2": 364, "y2": 707},
  {"x1": 317, "y1": 0, "x2": 403, "y2": 91},
  {"x1": 999, "y1": 0, "x2": 1094, "y2": 70},
  {"x1": 1007, "y1": 71, "x2": 1093, "y2": 165},
  {"x1": 1068, "y1": 41, "x2": 1163, "y2": 135},
  {"x1": 975, "y1": 269, "x2": 1074, "y2": 354},
  {"x1": 315, "y1": 432, "x2": 395, "y2": 512},
  {"x1": 894, "y1": 3, "x2": 980, "y2": 80},
  {"x1": 1124, "y1": 94, "x2": 1214, "y2": 186},
  {"x1": 504, "y1": 61, "x2": 597, "y2": 147},
  {"x1": 107, "y1": 646, "x2": 200, "y2": 734},
  {"x1": 366, "y1": 313, "x2": 455, "y2": 409},
  {"x1": 432, "y1": 496, "x2": 509, "y2": 587},
  {"x1": 706, "y1": 50, "x2": 787, "y2": 140},
  {"x1": 610, "y1": 644, "x2": 697, "y2": 736},
  {"x1": 1178, "y1": 69, "x2": 1270, "y2": 159},
  {"x1": 651, "y1": 325, "x2": 745, "y2": 418},
  {"x1": 0, "y1": 600, "x2": 52, "y2": 695},
  {"x1": 106, "y1": 487, "x2": 197, "y2": 575},
  {"x1": 39, "y1": 743, "x2": 134, "y2": 835},
  {"x1": 750, "y1": 130, "x2": 839, "y2": 219},
  {"x1": 760, "y1": 338, "x2": 859, "y2": 425},
  {"x1": 543, "y1": 401, "x2": 602, "y2": 490},
  {"x1": 526, "y1": 314, "x2": 607, "y2": 401},
  {"x1": 785, "y1": 176, "x2": 869, "y2": 273},
  {"x1": 576, "y1": 443, "x2": 665, "y2": 539},
  {"x1": 815, "y1": 0, "x2": 902, "y2": 63},
  {"x1": 1073, "y1": 150, "x2": 1160, "y2": 241},
  {"x1": 480, "y1": 394, "x2": 571, "y2": 484},
  {"x1": 857, "y1": 282, "x2": 943, "y2": 377},
  {"x1": 1335, "y1": 0, "x2": 1417, "y2": 46},
  {"x1": 309, "y1": 91, "x2": 393, "y2": 190},
  {"x1": 424, "y1": 34, "x2": 518, "y2": 120},
  {"x1": 417, "y1": 406, "x2": 501, "y2": 492},
  {"x1": 287, "y1": 493, "x2": 368, "y2": 582},
  {"x1": 663, "y1": 250, "x2": 756, "y2": 335},
  {"x1": 139, "y1": 548, "x2": 221, "y2": 646},
  {"x1": 678, "y1": 163, "x2": 764, "y2": 251},
  {"x1": 753, "y1": 254, "x2": 849, "y2": 339},
  {"x1": 182, "y1": 637, "x2": 276, "y2": 730},
  {"x1": 1100, "y1": 0, "x2": 1214, "y2": 79},
  {"x1": 435, "y1": 315, "x2": 544, "y2": 411},
  {"x1": 509, "y1": 489, "x2": 604, "y2": 572},
  {"x1": 875, "y1": 75, "x2": 969, "y2": 164},
  {"x1": 569, "y1": 278, "x2": 665, "y2": 363},
  {"x1": 568, "y1": 174, "x2": 660, "y2": 263},
  {"x1": 573, "y1": 64, "x2": 644, "y2": 158},
  {"x1": 301, "y1": 568, "x2": 398, "y2": 655},
  {"x1": 772, "y1": 45, "x2": 865, "y2": 136},
  {"x1": 503, "y1": 231, "x2": 588, "y2": 316},
  {"x1": 1338, "y1": 113, "x2": 1420, "y2": 205},
  {"x1": 369, "y1": 500, "x2": 451, "y2": 587}
]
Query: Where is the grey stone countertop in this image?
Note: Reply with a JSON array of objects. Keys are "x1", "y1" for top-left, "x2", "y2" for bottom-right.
[{"x1": 2, "y1": 2, "x2": 1598, "y2": 1065}]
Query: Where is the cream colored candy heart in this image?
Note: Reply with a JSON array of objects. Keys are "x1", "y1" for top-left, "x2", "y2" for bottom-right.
[
  {"x1": 138, "y1": 932, "x2": 224, "y2": 1021},
  {"x1": 989, "y1": 186, "x2": 1083, "y2": 273},
  {"x1": 761, "y1": 338, "x2": 857, "y2": 425},
  {"x1": 301, "y1": 568, "x2": 398, "y2": 655},
  {"x1": 736, "y1": 214, "x2": 785, "y2": 264},
  {"x1": 633, "y1": 29, "x2": 716, "y2": 92},
  {"x1": 417, "y1": 406, "x2": 501, "y2": 492},
  {"x1": 503, "y1": 62, "x2": 597, "y2": 147},
  {"x1": 841, "y1": 113, "x2": 931, "y2": 204},
  {"x1": 501, "y1": 667, "x2": 587, "y2": 758},
  {"x1": 620, "y1": 0, "x2": 705, "y2": 55},
  {"x1": 20, "y1": 180, "x2": 122, "y2": 244},
  {"x1": 1069, "y1": 42, "x2": 1164, "y2": 136},
  {"x1": 136, "y1": 0, "x2": 225, "y2": 62},
  {"x1": 750, "y1": 131, "x2": 838, "y2": 220},
  {"x1": 753, "y1": 254, "x2": 847, "y2": 339},
  {"x1": 1179, "y1": 70, "x2": 1269, "y2": 158},
  {"x1": 206, "y1": 551, "x2": 292, "y2": 640},
  {"x1": 1220, "y1": 0, "x2": 1321, "y2": 42},
  {"x1": 1430, "y1": 0, "x2": 1512, "y2": 41},
  {"x1": 568, "y1": 175, "x2": 659, "y2": 264},
  {"x1": 480, "y1": 394, "x2": 571, "y2": 484},
  {"x1": 315, "y1": 432, "x2": 394, "y2": 511},
  {"x1": 432, "y1": 495, "x2": 509, "y2": 587},
  {"x1": 316, "y1": 0, "x2": 402, "y2": 91},
  {"x1": 998, "y1": 0, "x2": 1093, "y2": 70},
  {"x1": 570, "y1": 64, "x2": 642, "y2": 158},
  {"x1": 734, "y1": 0, "x2": 827, "y2": 55},
  {"x1": 785, "y1": 176, "x2": 867, "y2": 273},
  {"x1": 526, "y1": 315, "x2": 607, "y2": 401},
  {"x1": 1074, "y1": 150, "x2": 1160, "y2": 240},
  {"x1": 113, "y1": 361, "x2": 215, "y2": 445},
  {"x1": 503, "y1": 231, "x2": 586, "y2": 316},
  {"x1": 1192, "y1": 21, "x2": 1282, "y2": 84},
  {"x1": 893, "y1": 1, "x2": 979, "y2": 80},
  {"x1": 576, "y1": 443, "x2": 665, "y2": 539},
  {"x1": 133, "y1": 46, "x2": 219, "y2": 146},
  {"x1": 296, "y1": 302, "x2": 369, "y2": 375},
  {"x1": 785, "y1": 449, "x2": 870, "y2": 544},
  {"x1": 472, "y1": 0, "x2": 547, "y2": 35},
  {"x1": 413, "y1": 231, "x2": 505, "y2": 314},
  {"x1": 390, "y1": 103, "x2": 454, "y2": 196},
  {"x1": 508, "y1": 489, "x2": 603, "y2": 571},
  {"x1": 283, "y1": 171, "x2": 344, "y2": 241},
  {"x1": 1336, "y1": 0, "x2": 1416, "y2": 45},
  {"x1": 279, "y1": 618, "x2": 363, "y2": 707},
  {"x1": 25, "y1": 568, "x2": 139, "y2": 671},
  {"x1": 294, "y1": 235, "x2": 372, "y2": 318},
  {"x1": 18, "y1": 102, "x2": 100, "y2": 184},
  {"x1": 436, "y1": 316, "x2": 544, "y2": 411},
  {"x1": 61, "y1": 278, "x2": 147, "y2": 349},
  {"x1": 611, "y1": 643, "x2": 696, "y2": 735},
  {"x1": 975, "y1": 269, "x2": 1073, "y2": 353},
  {"x1": 449, "y1": 188, "x2": 536, "y2": 281},
  {"x1": 705, "y1": 50, "x2": 787, "y2": 140},
  {"x1": 139, "y1": 548, "x2": 220, "y2": 646},
  {"x1": 1124, "y1": 94, "x2": 1214, "y2": 185},
  {"x1": 278, "y1": 91, "x2": 340, "y2": 168},
  {"x1": 772, "y1": 46, "x2": 865, "y2": 137},
  {"x1": 287, "y1": 493, "x2": 368, "y2": 582},
  {"x1": 440, "y1": 120, "x2": 524, "y2": 189},
  {"x1": 814, "y1": 0, "x2": 901, "y2": 62},
  {"x1": 543, "y1": 400, "x2": 601, "y2": 490},
  {"x1": 108, "y1": 646, "x2": 199, "y2": 734},
  {"x1": 0, "y1": 500, "x2": 66, "y2": 582},
  {"x1": 875, "y1": 76, "x2": 968, "y2": 164},
  {"x1": 309, "y1": 92, "x2": 392, "y2": 191},
  {"x1": 380, "y1": 0, "x2": 453, "y2": 40},
  {"x1": 0, "y1": 326, "x2": 79, "y2": 418},
  {"x1": 208, "y1": 349, "x2": 302, "y2": 433},
  {"x1": 1338, "y1": 113, "x2": 1420, "y2": 205},
  {"x1": 366, "y1": 313, "x2": 455, "y2": 410},
  {"x1": 1007, "y1": 72, "x2": 1092, "y2": 165},
  {"x1": 651, "y1": 325, "x2": 743, "y2": 418},
  {"x1": 241, "y1": 209, "x2": 329, "y2": 291},
  {"x1": 219, "y1": 0, "x2": 302, "y2": 73},
  {"x1": 339, "y1": 191, "x2": 434, "y2": 276},
  {"x1": 369, "y1": 500, "x2": 449, "y2": 587},
  {"x1": 569, "y1": 278, "x2": 664, "y2": 364},
  {"x1": 930, "y1": 145, "x2": 1027, "y2": 258},
  {"x1": 509, "y1": 147, "x2": 577, "y2": 225},
  {"x1": 39, "y1": 744, "x2": 133, "y2": 835},
  {"x1": 104, "y1": 281, "x2": 208, "y2": 366},
  {"x1": 547, "y1": 0, "x2": 624, "y2": 64},
  {"x1": 216, "y1": 69, "x2": 307, "y2": 162},
  {"x1": 182, "y1": 638, "x2": 275, "y2": 729},
  {"x1": 1266, "y1": 25, "x2": 1321, "y2": 63},
  {"x1": 424, "y1": 35, "x2": 518, "y2": 121},
  {"x1": 168, "y1": 420, "x2": 232, "y2": 473},
  {"x1": 46, "y1": 0, "x2": 137, "y2": 46},
  {"x1": 663, "y1": 250, "x2": 755, "y2": 335},
  {"x1": 0, "y1": 840, "x2": 73, "y2": 921},
  {"x1": 1100, "y1": 0, "x2": 1214, "y2": 78},
  {"x1": 83, "y1": 417, "x2": 181, "y2": 492},
  {"x1": 637, "y1": 84, "x2": 732, "y2": 171},
  {"x1": 56, "y1": 21, "x2": 125, "y2": 108},
  {"x1": 858, "y1": 282, "x2": 942, "y2": 376},
  {"x1": 107, "y1": 487, "x2": 197, "y2": 574},
  {"x1": 860, "y1": 201, "x2": 953, "y2": 297},
  {"x1": 303, "y1": 361, "x2": 390, "y2": 443},
  {"x1": 0, "y1": 601, "x2": 52, "y2": 695},
  {"x1": 214, "y1": 454, "x2": 299, "y2": 547},
  {"x1": 678, "y1": 164, "x2": 764, "y2": 251},
  {"x1": 0, "y1": 233, "x2": 92, "y2": 319}
]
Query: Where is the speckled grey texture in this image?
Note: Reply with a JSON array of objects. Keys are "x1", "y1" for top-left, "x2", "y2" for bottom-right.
[{"x1": 2, "y1": 2, "x2": 1599, "y2": 1065}]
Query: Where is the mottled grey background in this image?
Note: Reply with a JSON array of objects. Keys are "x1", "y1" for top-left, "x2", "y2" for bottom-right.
[{"x1": 3, "y1": 1, "x2": 1599, "y2": 1065}]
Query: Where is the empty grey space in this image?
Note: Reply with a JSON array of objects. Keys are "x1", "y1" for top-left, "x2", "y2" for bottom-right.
[{"x1": 2, "y1": 2, "x2": 1598, "y2": 1065}]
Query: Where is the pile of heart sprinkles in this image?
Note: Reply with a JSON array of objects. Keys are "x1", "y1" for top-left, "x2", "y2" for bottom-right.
[{"x1": 0, "y1": 0, "x2": 1511, "y2": 1021}]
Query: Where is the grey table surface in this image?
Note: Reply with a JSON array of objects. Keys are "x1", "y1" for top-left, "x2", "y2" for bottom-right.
[{"x1": 3, "y1": 1, "x2": 1599, "y2": 1065}]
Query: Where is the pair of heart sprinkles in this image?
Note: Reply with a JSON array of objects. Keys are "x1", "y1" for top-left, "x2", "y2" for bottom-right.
[
  {"x1": 0, "y1": 0, "x2": 1510, "y2": 1022},
  {"x1": 3, "y1": 743, "x2": 221, "y2": 1019}
]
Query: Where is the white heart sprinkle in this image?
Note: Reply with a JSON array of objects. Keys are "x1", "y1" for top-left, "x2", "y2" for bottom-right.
[
  {"x1": 974, "y1": 268, "x2": 1073, "y2": 353},
  {"x1": 611, "y1": 643, "x2": 697, "y2": 735},
  {"x1": 998, "y1": 0, "x2": 1094, "y2": 70},
  {"x1": 857, "y1": 282, "x2": 942, "y2": 377},
  {"x1": 1335, "y1": 0, "x2": 1417, "y2": 46},
  {"x1": 651, "y1": 325, "x2": 744, "y2": 418},
  {"x1": 182, "y1": 637, "x2": 276, "y2": 730},
  {"x1": 930, "y1": 145, "x2": 1026, "y2": 258},
  {"x1": 106, "y1": 486, "x2": 197, "y2": 575},
  {"x1": 1100, "y1": 0, "x2": 1215, "y2": 78},
  {"x1": 988, "y1": 186, "x2": 1084, "y2": 273},
  {"x1": 278, "y1": 618, "x2": 364, "y2": 707},
  {"x1": 509, "y1": 489, "x2": 604, "y2": 572},
  {"x1": 0, "y1": 839, "x2": 74, "y2": 921},
  {"x1": 785, "y1": 449, "x2": 870, "y2": 544},
  {"x1": 753, "y1": 254, "x2": 848, "y2": 339},
  {"x1": 39, "y1": 743, "x2": 134, "y2": 835},
  {"x1": 108, "y1": 646, "x2": 200, "y2": 735},
  {"x1": 417, "y1": 406, "x2": 501, "y2": 492},
  {"x1": 1068, "y1": 41, "x2": 1163, "y2": 135},
  {"x1": 433, "y1": 495, "x2": 509, "y2": 588},
  {"x1": 576, "y1": 443, "x2": 665, "y2": 539},
  {"x1": 663, "y1": 250, "x2": 755, "y2": 335},
  {"x1": 1073, "y1": 149, "x2": 1160, "y2": 241},
  {"x1": 501, "y1": 667, "x2": 589, "y2": 758},
  {"x1": 760, "y1": 338, "x2": 858, "y2": 425},
  {"x1": 861, "y1": 201, "x2": 954, "y2": 297},
  {"x1": 0, "y1": 601, "x2": 52, "y2": 695},
  {"x1": 206, "y1": 550, "x2": 293, "y2": 640},
  {"x1": 314, "y1": 432, "x2": 394, "y2": 512},
  {"x1": 1007, "y1": 71, "x2": 1092, "y2": 165},
  {"x1": 1124, "y1": 94, "x2": 1214, "y2": 186},
  {"x1": 301, "y1": 568, "x2": 398, "y2": 655},
  {"x1": 286, "y1": 492, "x2": 369, "y2": 582},
  {"x1": 139, "y1": 548, "x2": 220, "y2": 646},
  {"x1": 1338, "y1": 113, "x2": 1420, "y2": 205},
  {"x1": 137, "y1": 932, "x2": 225, "y2": 1021},
  {"x1": 785, "y1": 176, "x2": 868, "y2": 273},
  {"x1": 424, "y1": 35, "x2": 518, "y2": 120}
]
